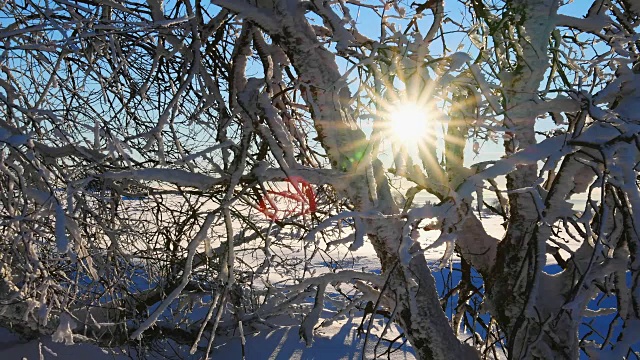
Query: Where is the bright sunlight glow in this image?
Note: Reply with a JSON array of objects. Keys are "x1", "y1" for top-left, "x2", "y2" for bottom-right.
[{"x1": 387, "y1": 102, "x2": 429, "y2": 141}]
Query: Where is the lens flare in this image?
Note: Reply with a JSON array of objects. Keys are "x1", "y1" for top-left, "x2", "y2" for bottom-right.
[{"x1": 387, "y1": 102, "x2": 429, "y2": 141}]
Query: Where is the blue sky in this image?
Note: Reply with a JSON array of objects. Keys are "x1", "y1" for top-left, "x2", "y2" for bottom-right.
[{"x1": 329, "y1": 0, "x2": 596, "y2": 181}]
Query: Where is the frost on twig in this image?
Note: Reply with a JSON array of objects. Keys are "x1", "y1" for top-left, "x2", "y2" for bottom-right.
[{"x1": 2, "y1": 0, "x2": 640, "y2": 358}]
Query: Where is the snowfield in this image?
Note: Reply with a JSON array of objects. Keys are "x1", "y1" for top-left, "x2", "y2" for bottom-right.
[{"x1": 0, "y1": 209, "x2": 577, "y2": 359}]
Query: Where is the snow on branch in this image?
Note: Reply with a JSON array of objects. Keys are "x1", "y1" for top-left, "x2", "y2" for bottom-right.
[
  {"x1": 101, "y1": 169, "x2": 223, "y2": 190},
  {"x1": 211, "y1": 0, "x2": 282, "y2": 35},
  {"x1": 556, "y1": 14, "x2": 612, "y2": 33},
  {"x1": 175, "y1": 140, "x2": 235, "y2": 164},
  {"x1": 309, "y1": 0, "x2": 356, "y2": 52},
  {"x1": 299, "y1": 282, "x2": 326, "y2": 346},
  {"x1": 456, "y1": 135, "x2": 573, "y2": 200},
  {"x1": 258, "y1": 167, "x2": 348, "y2": 186},
  {"x1": 274, "y1": 270, "x2": 383, "y2": 295}
]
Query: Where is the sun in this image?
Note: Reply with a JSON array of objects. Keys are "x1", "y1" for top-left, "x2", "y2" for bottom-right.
[{"x1": 387, "y1": 102, "x2": 429, "y2": 141}]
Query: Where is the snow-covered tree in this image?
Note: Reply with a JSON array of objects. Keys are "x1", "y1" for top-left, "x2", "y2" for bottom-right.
[{"x1": 1, "y1": 0, "x2": 639, "y2": 358}]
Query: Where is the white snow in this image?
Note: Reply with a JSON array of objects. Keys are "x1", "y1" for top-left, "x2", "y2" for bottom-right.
[
  {"x1": 54, "y1": 205, "x2": 70, "y2": 254},
  {"x1": 51, "y1": 313, "x2": 76, "y2": 346},
  {"x1": 0, "y1": 212, "x2": 563, "y2": 359}
]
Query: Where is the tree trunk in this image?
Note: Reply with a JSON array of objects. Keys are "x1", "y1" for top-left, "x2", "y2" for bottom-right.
[
  {"x1": 482, "y1": 1, "x2": 578, "y2": 358},
  {"x1": 254, "y1": 2, "x2": 478, "y2": 359}
]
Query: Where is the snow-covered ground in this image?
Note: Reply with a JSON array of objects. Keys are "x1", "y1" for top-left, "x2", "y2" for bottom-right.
[
  {"x1": 0, "y1": 322, "x2": 415, "y2": 360},
  {"x1": 0, "y1": 211, "x2": 582, "y2": 359}
]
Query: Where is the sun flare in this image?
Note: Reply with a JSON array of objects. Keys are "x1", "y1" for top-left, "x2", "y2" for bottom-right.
[{"x1": 387, "y1": 102, "x2": 429, "y2": 141}]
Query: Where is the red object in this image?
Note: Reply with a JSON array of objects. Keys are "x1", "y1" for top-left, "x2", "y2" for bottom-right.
[{"x1": 258, "y1": 176, "x2": 316, "y2": 220}]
